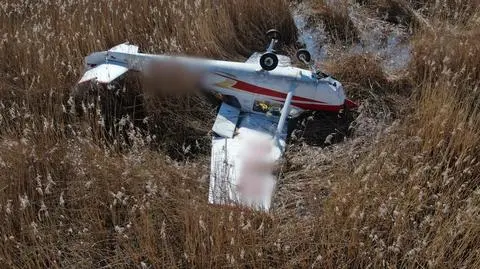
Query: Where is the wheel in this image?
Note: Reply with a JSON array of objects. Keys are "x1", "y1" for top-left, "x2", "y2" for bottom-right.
[
  {"x1": 260, "y1": 52, "x2": 279, "y2": 71},
  {"x1": 296, "y1": 49, "x2": 311, "y2": 63},
  {"x1": 266, "y1": 29, "x2": 281, "y2": 41}
]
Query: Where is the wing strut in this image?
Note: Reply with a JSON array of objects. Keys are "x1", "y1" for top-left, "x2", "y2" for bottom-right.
[{"x1": 274, "y1": 82, "x2": 297, "y2": 141}]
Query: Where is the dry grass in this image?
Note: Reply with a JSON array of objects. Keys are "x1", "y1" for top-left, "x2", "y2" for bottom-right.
[
  {"x1": 0, "y1": 0, "x2": 298, "y2": 267},
  {"x1": 323, "y1": 53, "x2": 412, "y2": 120},
  {"x1": 310, "y1": 0, "x2": 360, "y2": 43},
  {"x1": 417, "y1": 0, "x2": 480, "y2": 25},
  {"x1": 1, "y1": 0, "x2": 480, "y2": 268},
  {"x1": 357, "y1": 0, "x2": 419, "y2": 26},
  {"x1": 278, "y1": 17, "x2": 480, "y2": 267},
  {"x1": 325, "y1": 54, "x2": 390, "y2": 96},
  {"x1": 278, "y1": 4, "x2": 480, "y2": 267},
  {"x1": 411, "y1": 26, "x2": 480, "y2": 89},
  {"x1": 358, "y1": 0, "x2": 480, "y2": 28},
  {"x1": 0, "y1": 0, "x2": 297, "y2": 157}
]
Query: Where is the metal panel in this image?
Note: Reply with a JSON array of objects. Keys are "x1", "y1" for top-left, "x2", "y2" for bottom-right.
[
  {"x1": 78, "y1": 63, "x2": 129, "y2": 84},
  {"x1": 212, "y1": 103, "x2": 241, "y2": 138},
  {"x1": 208, "y1": 112, "x2": 287, "y2": 211}
]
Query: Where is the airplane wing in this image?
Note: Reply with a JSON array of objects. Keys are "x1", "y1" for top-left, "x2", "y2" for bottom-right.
[{"x1": 208, "y1": 104, "x2": 288, "y2": 211}]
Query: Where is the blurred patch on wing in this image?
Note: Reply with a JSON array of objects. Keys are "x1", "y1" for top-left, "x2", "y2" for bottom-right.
[{"x1": 208, "y1": 112, "x2": 287, "y2": 211}]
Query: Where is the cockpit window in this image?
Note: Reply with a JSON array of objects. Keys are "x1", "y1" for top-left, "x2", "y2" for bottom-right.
[
  {"x1": 253, "y1": 99, "x2": 303, "y2": 118},
  {"x1": 253, "y1": 99, "x2": 282, "y2": 116}
]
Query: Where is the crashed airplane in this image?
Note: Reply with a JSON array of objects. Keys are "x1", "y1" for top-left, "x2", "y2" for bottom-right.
[{"x1": 76, "y1": 29, "x2": 357, "y2": 211}]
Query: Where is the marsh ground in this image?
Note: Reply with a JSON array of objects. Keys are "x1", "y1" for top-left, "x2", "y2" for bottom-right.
[{"x1": 0, "y1": 0, "x2": 479, "y2": 268}]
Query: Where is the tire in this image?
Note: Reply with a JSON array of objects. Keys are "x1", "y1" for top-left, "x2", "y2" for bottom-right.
[
  {"x1": 296, "y1": 49, "x2": 312, "y2": 63},
  {"x1": 266, "y1": 29, "x2": 281, "y2": 41},
  {"x1": 260, "y1": 52, "x2": 279, "y2": 71}
]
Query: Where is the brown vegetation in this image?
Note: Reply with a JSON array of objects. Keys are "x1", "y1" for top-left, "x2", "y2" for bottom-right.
[
  {"x1": 325, "y1": 54, "x2": 389, "y2": 96},
  {"x1": 357, "y1": 0, "x2": 419, "y2": 26},
  {"x1": 1, "y1": 0, "x2": 480, "y2": 268},
  {"x1": 357, "y1": 0, "x2": 480, "y2": 27},
  {"x1": 311, "y1": 0, "x2": 360, "y2": 43},
  {"x1": 304, "y1": 23, "x2": 480, "y2": 266}
]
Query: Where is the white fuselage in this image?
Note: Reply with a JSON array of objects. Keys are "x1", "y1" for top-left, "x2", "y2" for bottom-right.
[
  {"x1": 79, "y1": 44, "x2": 353, "y2": 211},
  {"x1": 98, "y1": 50, "x2": 347, "y2": 114}
]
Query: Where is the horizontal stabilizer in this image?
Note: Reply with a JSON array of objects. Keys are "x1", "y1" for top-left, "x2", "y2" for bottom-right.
[
  {"x1": 212, "y1": 103, "x2": 241, "y2": 138},
  {"x1": 78, "y1": 63, "x2": 129, "y2": 84},
  {"x1": 79, "y1": 43, "x2": 138, "y2": 84}
]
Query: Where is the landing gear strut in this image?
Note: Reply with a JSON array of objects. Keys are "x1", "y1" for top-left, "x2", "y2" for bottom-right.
[{"x1": 260, "y1": 29, "x2": 282, "y2": 71}]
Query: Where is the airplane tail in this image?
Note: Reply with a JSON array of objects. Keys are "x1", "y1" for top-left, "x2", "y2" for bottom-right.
[{"x1": 78, "y1": 43, "x2": 138, "y2": 84}]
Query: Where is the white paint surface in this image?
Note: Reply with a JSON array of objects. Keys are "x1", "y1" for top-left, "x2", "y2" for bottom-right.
[{"x1": 208, "y1": 112, "x2": 287, "y2": 211}]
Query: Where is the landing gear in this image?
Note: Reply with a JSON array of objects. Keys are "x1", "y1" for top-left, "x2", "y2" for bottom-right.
[
  {"x1": 260, "y1": 29, "x2": 281, "y2": 71},
  {"x1": 266, "y1": 29, "x2": 281, "y2": 41},
  {"x1": 260, "y1": 52, "x2": 279, "y2": 71},
  {"x1": 296, "y1": 48, "x2": 324, "y2": 78},
  {"x1": 296, "y1": 49, "x2": 311, "y2": 64}
]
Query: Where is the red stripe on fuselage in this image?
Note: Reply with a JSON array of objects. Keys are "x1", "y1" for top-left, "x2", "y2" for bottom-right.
[
  {"x1": 232, "y1": 81, "x2": 346, "y2": 112},
  {"x1": 231, "y1": 80, "x2": 324, "y2": 104},
  {"x1": 215, "y1": 73, "x2": 325, "y2": 104},
  {"x1": 291, "y1": 102, "x2": 343, "y2": 112}
]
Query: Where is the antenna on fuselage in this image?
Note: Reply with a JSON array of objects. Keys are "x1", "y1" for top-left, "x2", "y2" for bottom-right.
[{"x1": 259, "y1": 29, "x2": 281, "y2": 71}]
